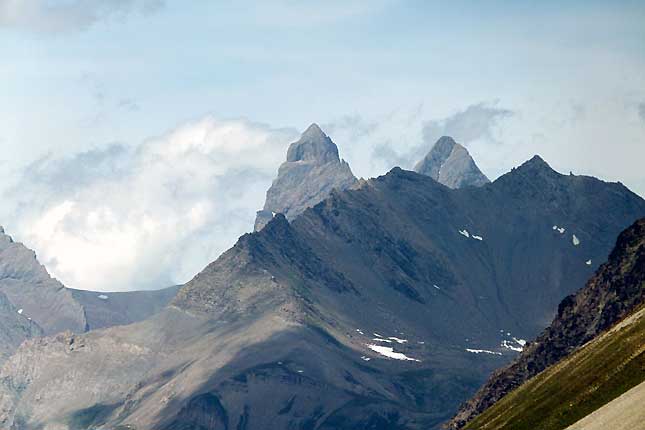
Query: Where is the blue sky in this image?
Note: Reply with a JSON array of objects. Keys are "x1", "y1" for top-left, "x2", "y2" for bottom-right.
[{"x1": 1, "y1": 0, "x2": 644, "y2": 291}]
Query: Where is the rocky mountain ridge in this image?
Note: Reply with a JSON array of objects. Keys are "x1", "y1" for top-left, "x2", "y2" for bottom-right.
[
  {"x1": 1, "y1": 156, "x2": 644, "y2": 429},
  {"x1": 0, "y1": 227, "x2": 180, "y2": 365},
  {"x1": 448, "y1": 217, "x2": 645, "y2": 429}
]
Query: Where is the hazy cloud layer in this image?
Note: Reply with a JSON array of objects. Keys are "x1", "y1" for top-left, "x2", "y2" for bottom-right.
[
  {"x1": 325, "y1": 102, "x2": 513, "y2": 179},
  {"x1": 0, "y1": 0, "x2": 164, "y2": 33},
  {"x1": 2, "y1": 118, "x2": 297, "y2": 291},
  {"x1": 422, "y1": 102, "x2": 513, "y2": 147},
  {"x1": 638, "y1": 103, "x2": 645, "y2": 124}
]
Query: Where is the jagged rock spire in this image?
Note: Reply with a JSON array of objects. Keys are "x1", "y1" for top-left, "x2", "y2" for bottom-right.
[
  {"x1": 286, "y1": 123, "x2": 340, "y2": 164},
  {"x1": 414, "y1": 136, "x2": 490, "y2": 189},
  {"x1": 254, "y1": 124, "x2": 357, "y2": 231}
]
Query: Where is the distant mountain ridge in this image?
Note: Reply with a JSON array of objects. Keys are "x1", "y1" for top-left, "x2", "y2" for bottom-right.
[
  {"x1": 414, "y1": 136, "x2": 489, "y2": 188},
  {"x1": 448, "y1": 217, "x2": 645, "y2": 429},
  {"x1": 2, "y1": 155, "x2": 644, "y2": 429},
  {"x1": 0, "y1": 226, "x2": 180, "y2": 365},
  {"x1": 254, "y1": 123, "x2": 357, "y2": 231}
]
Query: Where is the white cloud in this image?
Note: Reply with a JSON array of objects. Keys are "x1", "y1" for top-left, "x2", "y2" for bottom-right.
[
  {"x1": 2, "y1": 98, "x2": 643, "y2": 292},
  {"x1": 0, "y1": 0, "x2": 164, "y2": 33},
  {"x1": 324, "y1": 102, "x2": 513, "y2": 180},
  {"x1": 2, "y1": 117, "x2": 297, "y2": 291}
]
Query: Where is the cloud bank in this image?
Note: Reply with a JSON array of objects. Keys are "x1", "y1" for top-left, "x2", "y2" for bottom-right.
[
  {"x1": 2, "y1": 118, "x2": 297, "y2": 291},
  {"x1": 2, "y1": 98, "x2": 643, "y2": 292},
  {"x1": 0, "y1": 0, "x2": 164, "y2": 33}
]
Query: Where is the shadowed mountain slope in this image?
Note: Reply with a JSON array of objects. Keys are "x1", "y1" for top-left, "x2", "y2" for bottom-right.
[
  {"x1": 1, "y1": 158, "x2": 644, "y2": 430},
  {"x1": 450, "y1": 217, "x2": 645, "y2": 429}
]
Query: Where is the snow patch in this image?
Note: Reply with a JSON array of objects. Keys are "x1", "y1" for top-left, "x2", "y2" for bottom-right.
[
  {"x1": 459, "y1": 229, "x2": 470, "y2": 238},
  {"x1": 372, "y1": 338, "x2": 393, "y2": 343},
  {"x1": 512, "y1": 337, "x2": 527, "y2": 347},
  {"x1": 466, "y1": 348, "x2": 502, "y2": 355},
  {"x1": 572, "y1": 234, "x2": 580, "y2": 246},
  {"x1": 360, "y1": 356, "x2": 371, "y2": 361},
  {"x1": 98, "y1": 294, "x2": 109, "y2": 300},
  {"x1": 367, "y1": 344, "x2": 420, "y2": 362},
  {"x1": 553, "y1": 225, "x2": 566, "y2": 234},
  {"x1": 501, "y1": 340, "x2": 523, "y2": 352},
  {"x1": 356, "y1": 329, "x2": 364, "y2": 335},
  {"x1": 586, "y1": 259, "x2": 592, "y2": 265},
  {"x1": 373, "y1": 333, "x2": 383, "y2": 338},
  {"x1": 17, "y1": 309, "x2": 23, "y2": 315},
  {"x1": 472, "y1": 235, "x2": 483, "y2": 241},
  {"x1": 388, "y1": 337, "x2": 407, "y2": 344},
  {"x1": 433, "y1": 284, "x2": 440, "y2": 290}
]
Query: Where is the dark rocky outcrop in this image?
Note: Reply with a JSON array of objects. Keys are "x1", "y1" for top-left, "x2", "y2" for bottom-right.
[
  {"x1": 253, "y1": 124, "x2": 357, "y2": 231},
  {"x1": 447, "y1": 217, "x2": 645, "y2": 429},
  {"x1": 414, "y1": 136, "x2": 489, "y2": 188}
]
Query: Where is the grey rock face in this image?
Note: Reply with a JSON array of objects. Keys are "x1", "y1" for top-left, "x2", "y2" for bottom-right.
[
  {"x1": 0, "y1": 291, "x2": 42, "y2": 365},
  {"x1": 0, "y1": 230, "x2": 87, "y2": 335},
  {"x1": 0, "y1": 228, "x2": 179, "y2": 337},
  {"x1": 70, "y1": 285, "x2": 181, "y2": 330},
  {"x1": 414, "y1": 136, "x2": 490, "y2": 188},
  {"x1": 1, "y1": 157, "x2": 644, "y2": 430},
  {"x1": 253, "y1": 123, "x2": 357, "y2": 231}
]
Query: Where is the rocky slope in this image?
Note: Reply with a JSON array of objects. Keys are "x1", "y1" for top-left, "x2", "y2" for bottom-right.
[
  {"x1": 1, "y1": 157, "x2": 644, "y2": 430},
  {"x1": 0, "y1": 291, "x2": 42, "y2": 365},
  {"x1": 459, "y1": 304, "x2": 645, "y2": 430},
  {"x1": 254, "y1": 123, "x2": 357, "y2": 231},
  {"x1": 414, "y1": 136, "x2": 489, "y2": 188},
  {"x1": 0, "y1": 227, "x2": 87, "y2": 335},
  {"x1": 449, "y1": 217, "x2": 645, "y2": 429},
  {"x1": 70, "y1": 285, "x2": 181, "y2": 330},
  {"x1": 0, "y1": 227, "x2": 178, "y2": 343}
]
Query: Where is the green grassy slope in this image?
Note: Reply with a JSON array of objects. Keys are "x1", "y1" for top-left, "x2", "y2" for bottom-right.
[{"x1": 464, "y1": 305, "x2": 645, "y2": 430}]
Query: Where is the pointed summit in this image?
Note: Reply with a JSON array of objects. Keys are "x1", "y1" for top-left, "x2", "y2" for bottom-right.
[
  {"x1": 519, "y1": 155, "x2": 552, "y2": 171},
  {"x1": 414, "y1": 136, "x2": 490, "y2": 189},
  {"x1": 509, "y1": 155, "x2": 562, "y2": 181},
  {"x1": 254, "y1": 124, "x2": 357, "y2": 231},
  {"x1": 286, "y1": 123, "x2": 340, "y2": 164}
]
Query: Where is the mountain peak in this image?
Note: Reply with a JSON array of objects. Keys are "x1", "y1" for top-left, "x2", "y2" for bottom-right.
[
  {"x1": 301, "y1": 122, "x2": 326, "y2": 140},
  {"x1": 522, "y1": 155, "x2": 551, "y2": 169},
  {"x1": 434, "y1": 135, "x2": 457, "y2": 150},
  {"x1": 254, "y1": 124, "x2": 357, "y2": 231},
  {"x1": 286, "y1": 123, "x2": 339, "y2": 163},
  {"x1": 414, "y1": 136, "x2": 490, "y2": 189},
  {"x1": 513, "y1": 155, "x2": 560, "y2": 178}
]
